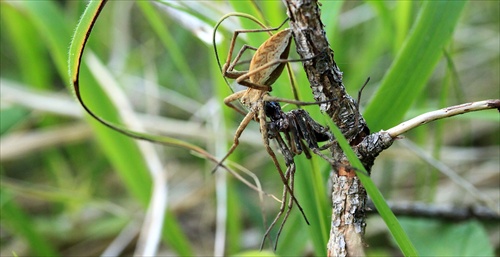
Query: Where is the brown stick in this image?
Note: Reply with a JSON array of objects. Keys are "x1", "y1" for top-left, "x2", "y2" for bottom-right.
[
  {"x1": 283, "y1": 1, "x2": 372, "y2": 256},
  {"x1": 386, "y1": 99, "x2": 500, "y2": 138},
  {"x1": 282, "y1": 1, "x2": 499, "y2": 256}
]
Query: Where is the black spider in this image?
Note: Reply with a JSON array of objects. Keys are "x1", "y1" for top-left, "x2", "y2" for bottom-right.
[
  {"x1": 264, "y1": 101, "x2": 335, "y2": 164},
  {"x1": 260, "y1": 101, "x2": 336, "y2": 250}
]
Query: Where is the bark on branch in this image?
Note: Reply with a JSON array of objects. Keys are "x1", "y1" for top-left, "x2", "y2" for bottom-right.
[
  {"x1": 283, "y1": 1, "x2": 499, "y2": 256},
  {"x1": 283, "y1": 1, "x2": 387, "y2": 256}
]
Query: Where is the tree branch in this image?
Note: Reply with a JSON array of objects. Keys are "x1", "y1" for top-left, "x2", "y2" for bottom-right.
[
  {"x1": 283, "y1": 1, "x2": 374, "y2": 256},
  {"x1": 283, "y1": 1, "x2": 498, "y2": 256},
  {"x1": 367, "y1": 201, "x2": 500, "y2": 221},
  {"x1": 283, "y1": 0, "x2": 369, "y2": 144},
  {"x1": 386, "y1": 99, "x2": 500, "y2": 138}
]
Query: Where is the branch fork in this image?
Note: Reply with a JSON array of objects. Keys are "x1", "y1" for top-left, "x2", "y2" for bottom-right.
[{"x1": 283, "y1": 0, "x2": 499, "y2": 256}]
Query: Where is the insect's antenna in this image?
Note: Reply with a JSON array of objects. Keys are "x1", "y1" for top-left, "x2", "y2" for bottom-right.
[
  {"x1": 212, "y1": 13, "x2": 290, "y2": 93},
  {"x1": 213, "y1": 12, "x2": 270, "y2": 93},
  {"x1": 277, "y1": 17, "x2": 291, "y2": 30}
]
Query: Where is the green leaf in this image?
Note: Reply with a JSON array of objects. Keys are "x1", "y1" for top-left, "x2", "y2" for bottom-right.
[
  {"x1": 234, "y1": 250, "x2": 277, "y2": 257},
  {"x1": 0, "y1": 188, "x2": 59, "y2": 257},
  {"x1": 18, "y1": 1, "x2": 72, "y2": 82},
  {"x1": 398, "y1": 218, "x2": 494, "y2": 256},
  {"x1": 294, "y1": 156, "x2": 330, "y2": 256},
  {"x1": 364, "y1": 1, "x2": 467, "y2": 131},
  {"x1": 1, "y1": 4, "x2": 52, "y2": 89},
  {"x1": 275, "y1": 210, "x2": 309, "y2": 256},
  {"x1": 136, "y1": 1, "x2": 200, "y2": 98},
  {"x1": 68, "y1": 1, "x2": 196, "y2": 255},
  {"x1": 0, "y1": 107, "x2": 28, "y2": 135}
]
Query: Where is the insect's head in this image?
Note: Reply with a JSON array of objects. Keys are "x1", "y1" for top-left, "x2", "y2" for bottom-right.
[{"x1": 264, "y1": 101, "x2": 284, "y2": 122}]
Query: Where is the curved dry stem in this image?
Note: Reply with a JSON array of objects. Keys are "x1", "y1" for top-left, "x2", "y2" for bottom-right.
[{"x1": 386, "y1": 99, "x2": 500, "y2": 138}]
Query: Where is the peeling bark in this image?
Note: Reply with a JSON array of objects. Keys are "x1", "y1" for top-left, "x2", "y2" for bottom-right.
[
  {"x1": 282, "y1": 0, "x2": 394, "y2": 256},
  {"x1": 328, "y1": 175, "x2": 367, "y2": 257},
  {"x1": 283, "y1": 0, "x2": 370, "y2": 143}
]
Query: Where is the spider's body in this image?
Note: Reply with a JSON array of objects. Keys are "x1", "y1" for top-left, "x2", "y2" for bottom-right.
[{"x1": 213, "y1": 14, "x2": 331, "y2": 250}]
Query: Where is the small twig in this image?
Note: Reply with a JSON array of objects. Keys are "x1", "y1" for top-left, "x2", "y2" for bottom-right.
[
  {"x1": 399, "y1": 139, "x2": 499, "y2": 214},
  {"x1": 386, "y1": 99, "x2": 500, "y2": 138},
  {"x1": 366, "y1": 201, "x2": 500, "y2": 221}
]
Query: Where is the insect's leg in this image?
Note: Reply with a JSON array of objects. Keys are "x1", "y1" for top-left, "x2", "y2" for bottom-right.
[
  {"x1": 237, "y1": 79, "x2": 272, "y2": 91},
  {"x1": 211, "y1": 109, "x2": 255, "y2": 173},
  {"x1": 223, "y1": 44, "x2": 257, "y2": 79},
  {"x1": 225, "y1": 27, "x2": 281, "y2": 67},
  {"x1": 263, "y1": 93, "x2": 336, "y2": 106},
  {"x1": 223, "y1": 29, "x2": 252, "y2": 73},
  {"x1": 261, "y1": 180, "x2": 287, "y2": 250},
  {"x1": 299, "y1": 140, "x2": 313, "y2": 159},
  {"x1": 294, "y1": 111, "x2": 338, "y2": 165},
  {"x1": 308, "y1": 142, "x2": 336, "y2": 165},
  {"x1": 234, "y1": 58, "x2": 303, "y2": 91},
  {"x1": 356, "y1": 77, "x2": 371, "y2": 111},
  {"x1": 265, "y1": 103, "x2": 301, "y2": 155},
  {"x1": 274, "y1": 131, "x2": 295, "y2": 166},
  {"x1": 221, "y1": 17, "x2": 290, "y2": 81},
  {"x1": 294, "y1": 110, "x2": 336, "y2": 150},
  {"x1": 227, "y1": 16, "x2": 289, "y2": 58},
  {"x1": 294, "y1": 111, "x2": 320, "y2": 149},
  {"x1": 354, "y1": 77, "x2": 371, "y2": 133},
  {"x1": 221, "y1": 29, "x2": 259, "y2": 85},
  {"x1": 261, "y1": 133, "x2": 294, "y2": 250},
  {"x1": 287, "y1": 112, "x2": 312, "y2": 158},
  {"x1": 287, "y1": 114, "x2": 305, "y2": 156},
  {"x1": 318, "y1": 140, "x2": 336, "y2": 151},
  {"x1": 274, "y1": 162, "x2": 296, "y2": 251},
  {"x1": 258, "y1": 107, "x2": 310, "y2": 225},
  {"x1": 223, "y1": 90, "x2": 247, "y2": 116},
  {"x1": 282, "y1": 130, "x2": 302, "y2": 158}
]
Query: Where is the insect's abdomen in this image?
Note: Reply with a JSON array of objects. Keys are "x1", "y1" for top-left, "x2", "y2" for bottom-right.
[{"x1": 249, "y1": 29, "x2": 292, "y2": 87}]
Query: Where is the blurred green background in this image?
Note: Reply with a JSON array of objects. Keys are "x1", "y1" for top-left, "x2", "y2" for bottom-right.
[{"x1": 1, "y1": 1, "x2": 498, "y2": 256}]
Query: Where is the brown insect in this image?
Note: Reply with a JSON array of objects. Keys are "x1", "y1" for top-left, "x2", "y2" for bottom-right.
[{"x1": 213, "y1": 13, "x2": 333, "y2": 249}]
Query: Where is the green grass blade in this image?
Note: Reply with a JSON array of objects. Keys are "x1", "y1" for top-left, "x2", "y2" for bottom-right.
[
  {"x1": 399, "y1": 218, "x2": 494, "y2": 256},
  {"x1": 135, "y1": 1, "x2": 200, "y2": 99},
  {"x1": 68, "y1": 0, "x2": 151, "y2": 202},
  {"x1": 393, "y1": 1, "x2": 413, "y2": 52},
  {"x1": 225, "y1": 177, "x2": 243, "y2": 255},
  {"x1": 259, "y1": 1, "x2": 287, "y2": 27},
  {"x1": 325, "y1": 118, "x2": 419, "y2": 257},
  {"x1": 162, "y1": 210, "x2": 195, "y2": 256},
  {"x1": 294, "y1": 157, "x2": 329, "y2": 256},
  {"x1": 364, "y1": 1, "x2": 467, "y2": 131},
  {"x1": 68, "y1": 1, "x2": 197, "y2": 255},
  {"x1": 68, "y1": 0, "x2": 105, "y2": 90},
  {"x1": 69, "y1": 0, "x2": 236, "y2": 162},
  {"x1": 0, "y1": 188, "x2": 59, "y2": 256},
  {"x1": 275, "y1": 210, "x2": 308, "y2": 255},
  {"x1": 229, "y1": 1, "x2": 267, "y2": 26},
  {"x1": 0, "y1": 106, "x2": 28, "y2": 135},
  {"x1": 1, "y1": 4, "x2": 52, "y2": 89},
  {"x1": 18, "y1": 1, "x2": 72, "y2": 82},
  {"x1": 270, "y1": 157, "x2": 328, "y2": 255}
]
